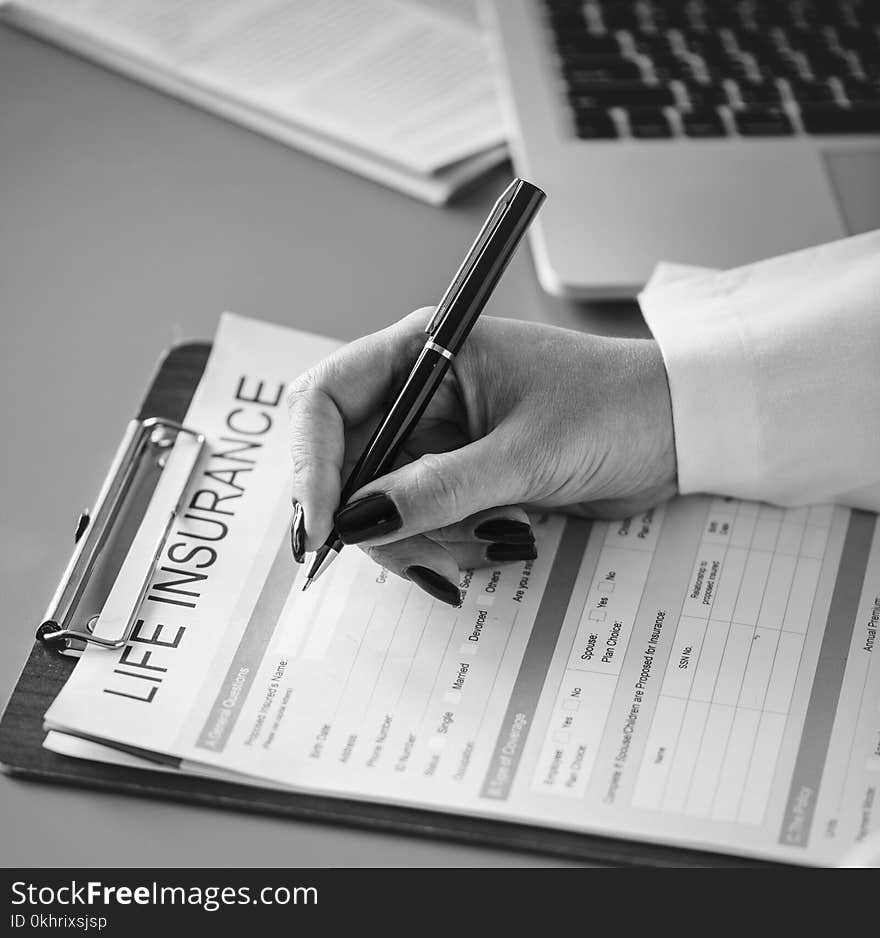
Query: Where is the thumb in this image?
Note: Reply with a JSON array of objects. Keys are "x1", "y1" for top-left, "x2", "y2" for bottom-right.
[{"x1": 333, "y1": 434, "x2": 519, "y2": 546}]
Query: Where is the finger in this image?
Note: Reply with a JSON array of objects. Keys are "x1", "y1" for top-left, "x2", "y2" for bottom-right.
[
  {"x1": 435, "y1": 538, "x2": 538, "y2": 570},
  {"x1": 286, "y1": 308, "x2": 434, "y2": 549},
  {"x1": 430, "y1": 505, "x2": 533, "y2": 544},
  {"x1": 333, "y1": 432, "x2": 523, "y2": 547},
  {"x1": 287, "y1": 384, "x2": 344, "y2": 552},
  {"x1": 364, "y1": 536, "x2": 462, "y2": 607},
  {"x1": 366, "y1": 533, "x2": 538, "y2": 599}
]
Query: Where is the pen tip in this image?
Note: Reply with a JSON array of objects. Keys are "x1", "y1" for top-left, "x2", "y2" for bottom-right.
[{"x1": 301, "y1": 578, "x2": 313, "y2": 592}]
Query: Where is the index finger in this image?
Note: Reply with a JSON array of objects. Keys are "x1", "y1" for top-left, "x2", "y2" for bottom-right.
[{"x1": 285, "y1": 307, "x2": 433, "y2": 551}]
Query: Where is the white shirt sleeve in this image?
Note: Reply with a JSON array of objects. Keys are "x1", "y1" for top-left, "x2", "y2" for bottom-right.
[{"x1": 638, "y1": 229, "x2": 880, "y2": 512}]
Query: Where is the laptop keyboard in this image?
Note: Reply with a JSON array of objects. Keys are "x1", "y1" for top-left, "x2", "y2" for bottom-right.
[{"x1": 543, "y1": 0, "x2": 880, "y2": 139}]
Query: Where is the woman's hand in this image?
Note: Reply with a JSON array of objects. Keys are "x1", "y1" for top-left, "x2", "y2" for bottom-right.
[{"x1": 286, "y1": 309, "x2": 677, "y2": 605}]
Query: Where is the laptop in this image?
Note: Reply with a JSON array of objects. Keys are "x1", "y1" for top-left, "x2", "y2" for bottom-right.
[{"x1": 484, "y1": 0, "x2": 880, "y2": 297}]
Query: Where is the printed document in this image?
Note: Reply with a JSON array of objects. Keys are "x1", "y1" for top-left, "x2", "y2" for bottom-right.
[
  {"x1": 1, "y1": 0, "x2": 505, "y2": 202},
  {"x1": 44, "y1": 314, "x2": 880, "y2": 865}
]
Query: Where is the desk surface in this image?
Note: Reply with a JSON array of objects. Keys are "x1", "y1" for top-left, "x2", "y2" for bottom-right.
[{"x1": 0, "y1": 24, "x2": 648, "y2": 868}]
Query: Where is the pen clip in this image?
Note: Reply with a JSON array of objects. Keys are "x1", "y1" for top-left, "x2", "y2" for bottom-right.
[{"x1": 425, "y1": 189, "x2": 513, "y2": 335}]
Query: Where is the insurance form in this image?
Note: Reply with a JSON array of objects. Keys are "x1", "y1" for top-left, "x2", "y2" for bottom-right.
[{"x1": 44, "y1": 314, "x2": 880, "y2": 865}]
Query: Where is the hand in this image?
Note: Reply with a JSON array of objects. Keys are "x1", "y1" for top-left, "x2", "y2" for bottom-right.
[{"x1": 286, "y1": 309, "x2": 677, "y2": 605}]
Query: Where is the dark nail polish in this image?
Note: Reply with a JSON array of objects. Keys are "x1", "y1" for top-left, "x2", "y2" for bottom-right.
[
  {"x1": 290, "y1": 502, "x2": 306, "y2": 563},
  {"x1": 486, "y1": 542, "x2": 538, "y2": 563},
  {"x1": 474, "y1": 519, "x2": 535, "y2": 544},
  {"x1": 335, "y1": 492, "x2": 402, "y2": 544},
  {"x1": 405, "y1": 565, "x2": 462, "y2": 607}
]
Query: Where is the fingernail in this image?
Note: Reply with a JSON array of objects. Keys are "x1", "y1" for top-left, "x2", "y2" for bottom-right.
[
  {"x1": 474, "y1": 519, "x2": 534, "y2": 544},
  {"x1": 335, "y1": 492, "x2": 402, "y2": 544},
  {"x1": 405, "y1": 565, "x2": 462, "y2": 607},
  {"x1": 290, "y1": 502, "x2": 306, "y2": 563},
  {"x1": 486, "y1": 542, "x2": 538, "y2": 563}
]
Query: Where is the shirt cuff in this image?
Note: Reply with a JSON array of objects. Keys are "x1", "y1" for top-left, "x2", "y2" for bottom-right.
[
  {"x1": 638, "y1": 229, "x2": 880, "y2": 507},
  {"x1": 639, "y1": 267, "x2": 762, "y2": 500}
]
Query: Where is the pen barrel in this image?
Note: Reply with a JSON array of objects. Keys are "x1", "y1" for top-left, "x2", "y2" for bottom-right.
[
  {"x1": 339, "y1": 345, "x2": 450, "y2": 504},
  {"x1": 431, "y1": 180, "x2": 545, "y2": 353}
]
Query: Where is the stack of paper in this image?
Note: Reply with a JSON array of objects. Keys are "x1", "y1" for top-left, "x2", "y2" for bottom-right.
[{"x1": 1, "y1": 0, "x2": 507, "y2": 203}]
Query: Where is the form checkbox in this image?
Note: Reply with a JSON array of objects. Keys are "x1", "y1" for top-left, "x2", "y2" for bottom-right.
[
  {"x1": 428, "y1": 735, "x2": 447, "y2": 752},
  {"x1": 554, "y1": 730, "x2": 570, "y2": 744},
  {"x1": 598, "y1": 582, "x2": 615, "y2": 593},
  {"x1": 562, "y1": 698, "x2": 580, "y2": 712},
  {"x1": 589, "y1": 609, "x2": 607, "y2": 622},
  {"x1": 459, "y1": 642, "x2": 477, "y2": 655},
  {"x1": 443, "y1": 690, "x2": 462, "y2": 706},
  {"x1": 476, "y1": 595, "x2": 495, "y2": 610}
]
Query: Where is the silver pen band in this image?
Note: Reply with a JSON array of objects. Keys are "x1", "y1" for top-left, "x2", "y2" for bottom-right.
[{"x1": 425, "y1": 340, "x2": 454, "y2": 360}]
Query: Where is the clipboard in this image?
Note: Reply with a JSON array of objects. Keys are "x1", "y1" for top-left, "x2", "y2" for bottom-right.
[{"x1": 0, "y1": 342, "x2": 779, "y2": 868}]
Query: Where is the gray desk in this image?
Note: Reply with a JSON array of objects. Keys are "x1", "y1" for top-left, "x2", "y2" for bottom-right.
[{"x1": 0, "y1": 25, "x2": 647, "y2": 867}]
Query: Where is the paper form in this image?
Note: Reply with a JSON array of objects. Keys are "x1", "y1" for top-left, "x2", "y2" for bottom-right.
[{"x1": 44, "y1": 314, "x2": 880, "y2": 866}]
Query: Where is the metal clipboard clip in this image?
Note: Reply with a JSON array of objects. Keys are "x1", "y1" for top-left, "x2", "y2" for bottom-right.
[{"x1": 36, "y1": 417, "x2": 205, "y2": 657}]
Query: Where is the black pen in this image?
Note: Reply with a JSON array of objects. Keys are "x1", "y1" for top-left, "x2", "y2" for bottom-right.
[{"x1": 302, "y1": 178, "x2": 546, "y2": 590}]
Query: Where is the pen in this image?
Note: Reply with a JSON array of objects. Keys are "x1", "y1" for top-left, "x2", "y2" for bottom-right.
[{"x1": 302, "y1": 177, "x2": 546, "y2": 590}]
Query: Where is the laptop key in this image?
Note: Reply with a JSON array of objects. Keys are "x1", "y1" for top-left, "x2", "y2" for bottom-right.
[
  {"x1": 545, "y1": 9, "x2": 587, "y2": 30},
  {"x1": 799, "y1": 48, "x2": 855, "y2": 78},
  {"x1": 735, "y1": 40, "x2": 804, "y2": 77},
  {"x1": 786, "y1": 78, "x2": 838, "y2": 103},
  {"x1": 701, "y1": 58, "x2": 756, "y2": 83},
  {"x1": 733, "y1": 105, "x2": 795, "y2": 135},
  {"x1": 554, "y1": 35, "x2": 623, "y2": 57},
  {"x1": 681, "y1": 106, "x2": 728, "y2": 137},
  {"x1": 625, "y1": 107, "x2": 674, "y2": 138},
  {"x1": 840, "y1": 78, "x2": 880, "y2": 103},
  {"x1": 543, "y1": 3, "x2": 587, "y2": 29},
  {"x1": 565, "y1": 60, "x2": 643, "y2": 84},
  {"x1": 573, "y1": 108, "x2": 619, "y2": 139},
  {"x1": 800, "y1": 103, "x2": 880, "y2": 133},
  {"x1": 735, "y1": 80, "x2": 784, "y2": 106},
  {"x1": 597, "y1": 4, "x2": 641, "y2": 31},
  {"x1": 631, "y1": 34, "x2": 678, "y2": 58},
  {"x1": 682, "y1": 81, "x2": 730, "y2": 109},
  {"x1": 568, "y1": 82, "x2": 675, "y2": 108},
  {"x1": 860, "y1": 56, "x2": 880, "y2": 81},
  {"x1": 835, "y1": 29, "x2": 880, "y2": 58},
  {"x1": 681, "y1": 34, "x2": 730, "y2": 62},
  {"x1": 734, "y1": 32, "x2": 788, "y2": 61},
  {"x1": 646, "y1": 53, "x2": 697, "y2": 82},
  {"x1": 559, "y1": 50, "x2": 631, "y2": 69}
]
